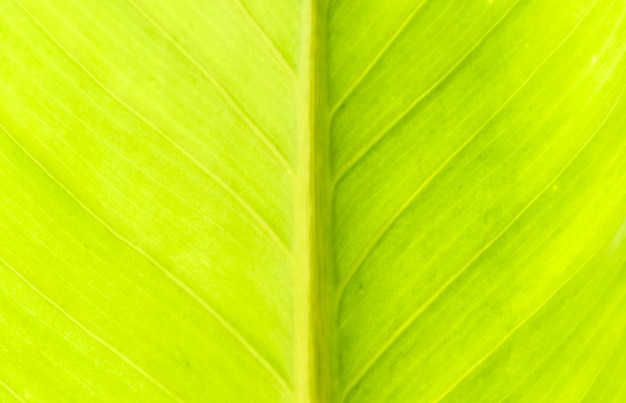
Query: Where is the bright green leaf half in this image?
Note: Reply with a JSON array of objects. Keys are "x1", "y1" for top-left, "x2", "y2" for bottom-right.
[{"x1": 1, "y1": 0, "x2": 626, "y2": 402}]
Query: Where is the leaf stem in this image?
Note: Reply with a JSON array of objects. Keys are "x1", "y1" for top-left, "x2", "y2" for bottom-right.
[{"x1": 294, "y1": 0, "x2": 335, "y2": 401}]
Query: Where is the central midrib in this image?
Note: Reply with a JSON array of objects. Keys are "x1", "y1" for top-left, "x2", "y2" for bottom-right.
[{"x1": 294, "y1": 0, "x2": 335, "y2": 402}]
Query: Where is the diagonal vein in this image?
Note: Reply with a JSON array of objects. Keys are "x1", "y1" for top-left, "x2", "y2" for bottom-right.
[
  {"x1": 576, "y1": 331, "x2": 624, "y2": 403},
  {"x1": 329, "y1": 0, "x2": 430, "y2": 115},
  {"x1": 434, "y1": 225, "x2": 624, "y2": 402},
  {"x1": 232, "y1": 0, "x2": 296, "y2": 77},
  {"x1": 0, "y1": 261, "x2": 121, "y2": 400},
  {"x1": 336, "y1": 0, "x2": 594, "y2": 295},
  {"x1": 12, "y1": 0, "x2": 290, "y2": 256},
  {"x1": 496, "y1": 258, "x2": 626, "y2": 403},
  {"x1": 0, "y1": 256, "x2": 185, "y2": 403},
  {"x1": 0, "y1": 123, "x2": 292, "y2": 396},
  {"x1": 0, "y1": 379, "x2": 25, "y2": 403},
  {"x1": 332, "y1": 0, "x2": 523, "y2": 184},
  {"x1": 341, "y1": 78, "x2": 624, "y2": 400},
  {"x1": 107, "y1": 0, "x2": 291, "y2": 171}
]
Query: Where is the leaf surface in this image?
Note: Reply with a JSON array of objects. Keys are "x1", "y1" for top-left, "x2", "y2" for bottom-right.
[{"x1": 1, "y1": 0, "x2": 625, "y2": 401}]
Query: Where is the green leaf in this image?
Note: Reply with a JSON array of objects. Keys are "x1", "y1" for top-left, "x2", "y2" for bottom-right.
[{"x1": 1, "y1": 0, "x2": 625, "y2": 402}]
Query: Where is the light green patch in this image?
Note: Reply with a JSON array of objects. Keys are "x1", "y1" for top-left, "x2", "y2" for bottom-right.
[{"x1": 1, "y1": 0, "x2": 625, "y2": 401}]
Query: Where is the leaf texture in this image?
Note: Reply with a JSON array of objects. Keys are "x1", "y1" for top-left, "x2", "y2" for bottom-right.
[{"x1": 1, "y1": 0, "x2": 626, "y2": 402}]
